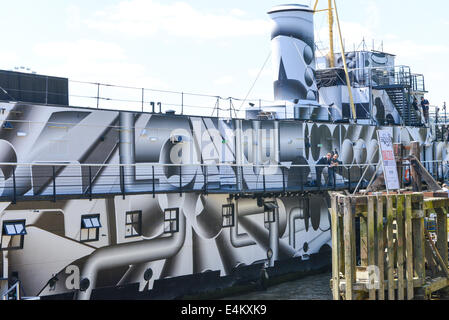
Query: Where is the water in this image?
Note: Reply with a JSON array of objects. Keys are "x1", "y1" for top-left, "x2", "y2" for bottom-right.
[{"x1": 223, "y1": 272, "x2": 332, "y2": 300}]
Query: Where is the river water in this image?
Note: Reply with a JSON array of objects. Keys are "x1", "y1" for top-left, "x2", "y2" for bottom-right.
[{"x1": 223, "y1": 272, "x2": 333, "y2": 300}]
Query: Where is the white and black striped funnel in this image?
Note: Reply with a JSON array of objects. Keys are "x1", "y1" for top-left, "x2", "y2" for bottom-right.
[{"x1": 268, "y1": 4, "x2": 318, "y2": 103}]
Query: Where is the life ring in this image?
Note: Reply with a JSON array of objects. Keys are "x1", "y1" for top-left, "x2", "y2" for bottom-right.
[{"x1": 404, "y1": 168, "x2": 411, "y2": 184}]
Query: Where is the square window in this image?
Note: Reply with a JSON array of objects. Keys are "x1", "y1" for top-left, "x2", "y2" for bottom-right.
[
  {"x1": 222, "y1": 204, "x2": 235, "y2": 228},
  {"x1": 80, "y1": 215, "x2": 101, "y2": 242},
  {"x1": 125, "y1": 211, "x2": 142, "y2": 238},
  {"x1": 164, "y1": 208, "x2": 179, "y2": 234},
  {"x1": 1, "y1": 220, "x2": 26, "y2": 251}
]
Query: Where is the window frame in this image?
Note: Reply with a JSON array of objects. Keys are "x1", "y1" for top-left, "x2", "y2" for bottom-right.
[
  {"x1": 164, "y1": 208, "x2": 179, "y2": 234},
  {"x1": 80, "y1": 214, "x2": 101, "y2": 243},
  {"x1": 222, "y1": 204, "x2": 235, "y2": 228},
  {"x1": 125, "y1": 210, "x2": 143, "y2": 238},
  {"x1": 1, "y1": 220, "x2": 26, "y2": 251}
]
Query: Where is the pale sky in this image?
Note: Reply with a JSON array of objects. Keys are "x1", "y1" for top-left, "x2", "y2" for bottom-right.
[{"x1": 1, "y1": 0, "x2": 448, "y2": 114}]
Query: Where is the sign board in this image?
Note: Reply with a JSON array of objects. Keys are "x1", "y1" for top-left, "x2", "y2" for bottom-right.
[{"x1": 377, "y1": 130, "x2": 400, "y2": 191}]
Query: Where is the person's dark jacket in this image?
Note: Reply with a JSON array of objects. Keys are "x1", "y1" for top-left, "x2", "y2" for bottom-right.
[
  {"x1": 316, "y1": 157, "x2": 331, "y2": 166},
  {"x1": 421, "y1": 99, "x2": 430, "y2": 111},
  {"x1": 329, "y1": 159, "x2": 343, "y2": 175}
]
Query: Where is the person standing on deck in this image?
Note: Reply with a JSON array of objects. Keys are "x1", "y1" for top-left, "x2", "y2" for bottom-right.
[
  {"x1": 315, "y1": 153, "x2": 332, "y2": 187},
  {"x1": 328, "y1": 153, "x2": 342, "y2": 187},
  {"x1": 421, "y1": 97, "x2": 430, "y2": 125}
]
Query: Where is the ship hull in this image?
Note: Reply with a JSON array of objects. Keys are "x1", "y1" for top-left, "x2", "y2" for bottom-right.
[{"x1": 0, "y1": 101, "x2": 445, "y2": 299}]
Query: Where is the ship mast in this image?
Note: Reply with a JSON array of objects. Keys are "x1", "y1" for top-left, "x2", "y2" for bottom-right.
[{"x1": 314, "y1": 0, "x2": 356, "y2": 121}]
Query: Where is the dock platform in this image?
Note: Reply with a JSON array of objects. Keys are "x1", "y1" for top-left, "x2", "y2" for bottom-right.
[{"x1": 330, "y1": 192, "x2": 449, "y2": 300}]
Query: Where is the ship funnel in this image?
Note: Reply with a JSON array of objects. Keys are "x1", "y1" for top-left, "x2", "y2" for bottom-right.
[{"x1": 268, "y1": 4, "x2": 317, "y2": 104}]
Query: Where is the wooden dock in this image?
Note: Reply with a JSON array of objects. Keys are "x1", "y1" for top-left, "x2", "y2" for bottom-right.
[{"x1": 330, "y1": 192, "x2": 449, "y2": 300}]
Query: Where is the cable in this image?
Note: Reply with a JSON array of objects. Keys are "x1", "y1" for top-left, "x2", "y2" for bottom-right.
[
  {"x1": 0, "y1": 86, "x2": 16, "y2": 101},
  {"x1": 237, "y1": 51, "x2": 272, "y2": 112}
]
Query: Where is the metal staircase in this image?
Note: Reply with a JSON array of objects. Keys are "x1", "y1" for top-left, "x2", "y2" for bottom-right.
[
  {"x1": 373, "y1": 65, "x2": 425, "y2": 127},
  {"x1": 385, "y1": 86, "x2": 421, "y2": 126}
]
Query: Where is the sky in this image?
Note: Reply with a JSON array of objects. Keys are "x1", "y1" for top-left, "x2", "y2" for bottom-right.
[{"x1": 0, "y1": 0, "x2": 448, "y2": 115}]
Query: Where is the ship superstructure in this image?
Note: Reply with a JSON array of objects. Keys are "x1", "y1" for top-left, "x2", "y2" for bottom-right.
[{"x1": 0, "y1": 3, "x2": 447, "y2": 300}]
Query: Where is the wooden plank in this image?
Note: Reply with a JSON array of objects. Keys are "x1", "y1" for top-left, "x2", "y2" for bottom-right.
[
  {"x1": 423, "y1": 277, "x2": 449, "y2": 299},
  {"x1": 396, "y1": 195, "x2": 405, "y2": 300},
  {"x1": 331, "y1": 194, "x2": 340, "y2": 300},
  {"x1": 423, "y1": 192, "x2": 448, "y2": 198},
  {"x1": 425, "y1": 238, "x2": 440, "y2": 276},
  {"x1": 413, "y1": 158, "x2": 443, "y2": 192},
  {"x1": 360, "y1": 215, "x2": 368, "y2": 266},
  {"x1": 435, "y1": 208, "x2": 448, "y2": 269},
  {"x1": 405, "y1": 195, "x2": 415, "y2": 300},
  {"x1": 338, "y1": 214, "x2": 345, "y2": 275},
  {"x1": 339, "y1": 277, "x2": 423, "y2": 292},
  {"x1": 413, "y1": 218, "x2": 426, "y2": 285},
  {"x1": 377, "y1": 195, "x2": 385, "y2": 300},
  {"x1": 386, "y1": 195, "x2": 395, "y2": 300},
  {"x1": 424, "y1": 198, "x2": 449, "y2": 211},
  {"x1": 425, "y1": 228, "x2": 449, "y2": 278},
  {"x1": 351, "y1": 207, "x2": 357, "y2": 282},
  {"x1": 344, "y1": 197, "x2": 354, "y2": 300},
  {"x1": 367, "y1": 197, "x2": 376, "y2": 300}
]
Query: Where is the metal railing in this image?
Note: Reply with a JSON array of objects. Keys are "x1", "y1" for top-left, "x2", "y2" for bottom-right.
[
  {"x1": 430, "y1": 105, "x2": 449, "y2": 124},
  {"x1": 1, "y1": 281, "x2": 21, "y2": 300},
  {"x1": 0, "y1": 70, "x2": 278, "y2": 119},
  {"x1": 0, "y1": 160, "x2": 446, "y2": 203}
]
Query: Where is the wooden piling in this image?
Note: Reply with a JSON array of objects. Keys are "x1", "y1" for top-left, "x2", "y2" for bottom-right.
[
  {"x1": 435, "y1": 208, "x2": 448, "y2": 269},
  {"x1": 405, "y1": 195, "x2": 414, "y2": 300},
  {"x1": 413, "y1": 217, "x2": 425, "y2": 286},
  {"x1": 367, "y1": 196, "x2": 376, "y2": 300},
  {"x1": 344, "y1": 196, "x2": 354, "y2": 300},
  {"x1": 396, "y1": 195, "x2": 405, "y2": 300},
  {"x1": 331, "y1": 194, "x2": 340, "y2": 300},
  {"x1": 377, "y1": 195, "x2": 385, "y2": 300},
  {"x1": 339, "y1": 215, "x2": 345, "y2": 275},
  {"x1": 360, "y1": 215, "x2": 368, "y2": 266},
  {"x1": 386, "y1": 196, "x2": 395, "y2": 300}
]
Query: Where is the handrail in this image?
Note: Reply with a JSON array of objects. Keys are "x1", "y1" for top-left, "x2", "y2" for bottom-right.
[
  {"x1": 0, "y1": 69, "x2": 279, "y2": 118},
  {"x1": 0, "y1": 162, "x2": 425, "y2": 168},
  {"x1": 1, "y1": 281, "x2": 21, "y2": 301},
  {"x1": 0, "y1": 160, "x2": 444, "y2": 168},
  {"x1": 0, "y1": 160, "x2": 444, "y2": 202}
]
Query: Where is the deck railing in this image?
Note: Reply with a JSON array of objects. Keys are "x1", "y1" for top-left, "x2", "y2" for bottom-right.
[
  {"x1": 0, "y1": 70, "x2": 277, "y2": 119},
  {"x1": 0, "y1": 160, "x2": 447, "y2": 203}
]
